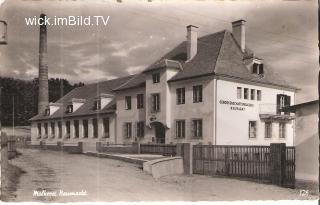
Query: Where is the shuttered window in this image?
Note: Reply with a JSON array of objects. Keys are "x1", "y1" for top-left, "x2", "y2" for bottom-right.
[{"x1": 152, "y1": 73, "x2": 160, "y2": 83}]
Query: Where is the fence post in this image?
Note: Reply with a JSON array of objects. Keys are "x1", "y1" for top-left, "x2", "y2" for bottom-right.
[
  {"x1": 177, "y1": 143, "x2": 192, "y2": 175},
  {"x1": 270, "y1": 143, "x2": 286, "y2": 186},
  {"x1": 78, "y1": 142, "x2": 83, "y2": 153}
]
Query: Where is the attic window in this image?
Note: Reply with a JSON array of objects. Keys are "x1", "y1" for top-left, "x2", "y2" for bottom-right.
[
  {"x1": 94, "y1": 100, "x2": 101, "y2": 110},
  {"x1": 66, "y1": 105, "x2": 73, "y2": 113},
  {"x1": 252, "y1": 63, "x2": 264, "y2": 75},
  {"x1": 44, "y1": 108, "x2": 50, "y2": 116}
]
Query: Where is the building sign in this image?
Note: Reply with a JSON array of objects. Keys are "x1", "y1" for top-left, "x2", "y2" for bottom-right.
[{"x1": 219, "y1": 100, "x2": 254, "y2": 111}]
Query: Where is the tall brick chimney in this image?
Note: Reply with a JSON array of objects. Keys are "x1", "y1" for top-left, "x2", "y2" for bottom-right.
[
  {"x1": 232, "y1": 19, "x2": 246, "y2": 52},
  {"x1": 38, "y1": 14, "x2": 49, "y2": 114},
  {"x1": 186, "y1": 25, "x2": 198, "y2": 61}
]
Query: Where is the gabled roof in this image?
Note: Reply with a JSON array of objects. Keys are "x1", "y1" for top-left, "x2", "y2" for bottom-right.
[
  {"x1": 113, "y1": 29, "x2": 297, "y2": 90},
  {"x1": 30, "y1": 75, "x2": 134, "y2": 121}
]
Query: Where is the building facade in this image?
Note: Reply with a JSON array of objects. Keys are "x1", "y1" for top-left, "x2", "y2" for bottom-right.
[{"x1": 30, "y1": 20, "x2": 297, "y2": 146}]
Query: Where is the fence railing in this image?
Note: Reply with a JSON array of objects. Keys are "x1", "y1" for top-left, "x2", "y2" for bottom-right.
[
  {"x1": 140, "y1": 144, "x2": 177, "y2": 156},
  {"x1": 193, "y1": 144, "x2": 295, "y2": 188}
]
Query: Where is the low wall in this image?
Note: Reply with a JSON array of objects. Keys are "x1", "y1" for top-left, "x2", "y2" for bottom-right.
[
  {"x1": 143, "y1": 157, "x2": 184, "y2": 179},
  {"x1": 97, "y1": 142, "x2": 139, "y2": 154},
  {"x1": 29, "y1": 141, "x2": 83, "y2": 154}
]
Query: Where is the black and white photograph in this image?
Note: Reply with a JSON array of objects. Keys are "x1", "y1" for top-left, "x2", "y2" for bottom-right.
[{"x1": 0, "y1": 0, "x2": 318, "y2": 203}]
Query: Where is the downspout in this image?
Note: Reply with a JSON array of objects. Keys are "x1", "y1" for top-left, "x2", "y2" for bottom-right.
[{"x1": 213, "y1": 78, "x2": 218, "y2": 145}]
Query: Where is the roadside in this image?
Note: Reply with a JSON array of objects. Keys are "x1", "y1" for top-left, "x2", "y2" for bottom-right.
[{"x1": 7, "y1": 148, "x2": 319, "y2": 202}]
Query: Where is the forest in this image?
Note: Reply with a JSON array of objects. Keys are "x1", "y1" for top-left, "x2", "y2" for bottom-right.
[{"x1": 0, "y1": 77, "x2": 84, "y2": 126}]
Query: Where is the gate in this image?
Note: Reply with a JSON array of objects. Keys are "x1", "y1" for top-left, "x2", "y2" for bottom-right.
[{"x1": 193, "y1": 144, "x2": 295, "y2": 188}]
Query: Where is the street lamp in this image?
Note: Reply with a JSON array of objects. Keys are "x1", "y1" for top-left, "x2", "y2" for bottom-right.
[{"x1": 0, "y1": 20, "x2": 7, "y2": 134}]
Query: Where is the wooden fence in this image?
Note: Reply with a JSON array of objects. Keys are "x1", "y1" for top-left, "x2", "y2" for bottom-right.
[
  {"x1": 193, "y1": 144, "x2": 295, "y2": 188},
  {"x1": 140, "y1": 144, "x2": 177, "y2": 156}
]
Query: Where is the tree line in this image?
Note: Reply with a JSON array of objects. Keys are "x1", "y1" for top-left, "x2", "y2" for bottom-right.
[{"x1": 0, "y1": 77, "x2": 84, "y2": 126}]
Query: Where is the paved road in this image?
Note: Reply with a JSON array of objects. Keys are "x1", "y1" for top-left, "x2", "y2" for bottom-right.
[{"x1": 9, "y1": 149, "x2": 317, "y2": 202}]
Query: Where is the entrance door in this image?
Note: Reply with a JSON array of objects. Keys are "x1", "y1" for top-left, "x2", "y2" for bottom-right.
[{"x1": 153, "y1": 122, "x2": 165, "y2": 144}]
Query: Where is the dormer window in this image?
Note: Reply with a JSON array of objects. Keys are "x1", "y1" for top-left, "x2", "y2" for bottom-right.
[
  {"x1": 44, "y1": 108, "x2": 50, "y2": 116},
  {"x1": 152, "y1": 73, "x2": 160, "y2": 83},
  {"x1": 252, "y1": 63, "x2": 264, "y2": 75},
  {"x1": 66, "y1": 104, "x2": 73, "y2": 113},
  {"x1": 94, "y1": 100, "x2": 101, "y2": 110}
]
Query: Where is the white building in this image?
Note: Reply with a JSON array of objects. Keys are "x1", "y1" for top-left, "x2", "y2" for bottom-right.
[{"x1": 30, "y1": 20, "x2": 297, "y2": 146}]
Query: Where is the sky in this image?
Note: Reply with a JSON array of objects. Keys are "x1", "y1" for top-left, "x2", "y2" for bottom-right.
[{"x1": 0, "y1": 0, "x2": 318, "y2": 103}]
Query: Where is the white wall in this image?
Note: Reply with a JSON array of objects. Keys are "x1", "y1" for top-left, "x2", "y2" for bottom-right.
[{"x1": 216, "y1": 79, "x2": 295, "y2": 146}]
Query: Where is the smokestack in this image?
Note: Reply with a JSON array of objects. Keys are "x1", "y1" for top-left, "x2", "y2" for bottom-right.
[
  {"x1": 186, "y1": 25, "x2": 198, "y2": 61},
  {"x1": 38, "y1": 14, "x2": 49, "y2": 114},
  {"x1": 232, "y1": 19, "x2": 246, "y2": 52}
]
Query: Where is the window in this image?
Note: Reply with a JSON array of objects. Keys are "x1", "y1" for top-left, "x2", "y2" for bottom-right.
[
  {"x1": 152, "y1": 73, "x2": 160, "y2": 83},
  {"x1": 45, "y1": 108, "x2": 50, "y2": 116},
  {"x1": 237, "y1": 87, "x2": 242, "y2": 99},
  {"x1": 83, "y1": 120, "x2": 88, "y2": 138},
  {"x1": 50, "y1": 122, "x2": 55, "y2": 137},
  {"x1": 58, "y1": 121, "x2": 62, "y2": 138},
  {"x1": 151, "y1": 93, "x2": 160, "y2": 112},
  {"x1": 250, "y1": 89, "x2": 255, "y2": 100},
  {"x1": 253, "y1": 63, "x2": 264, "y2": 75},
  {"x1": 265, "y1": 121, "x2": 272, "y2": 138},
  {"x1": 93, "y1": 119, "x2": 98, "y2": 138},
  {"x1": 37, "y1": 123, "x2": 41, "y2": 138},
  {"x1": 244, "y1": 88, "x2": 249, "y2": 99},
  {"x1": 176, "y1": 88, "x2": 185, "y2": 105},
  {"x1": 257, "y1": 90, "x2": 262, "y2": 101},
  {"x1": 249, "y1": 121, "x2": 257, "y2": 138},
  {"x1": 103, "y1": 118, "x2": 110, "y2": 138},
  {"x1": 44, "y1": 123, "x2": 48, "y2": 138},
  {"x1": 279, "y1": 122, "x2": 286, "y2": 138},
  {"x1": 124, "y1": 122, "x2": 132, "y2": 138},
  {"x1": 94, "y1": 100, "x2": 101, "y2": 110},
  {"x1": 125, "y1": 96, "x2": 132, "y2": 110},
  {"x1": 193, "y1": 85, "x2": 203, "y2": 103},
  {"x1": 137, "y1": 94, "x2": 144, "y2": 109},
  {"x1": 136, "y1": 121, "x2": 145, "y2": 138},
  {"x1": 192, "y1": 119, "x2": 202, "y2": 138},
  {"x1": 66, "y1": 105, "x2": 73, "y2": 113},
  {"x1": 277, "y1": 94, "x2": 291, "y2": 114},
  {"x1": 74, "y1": 120, "x2": 79, "y2": 138},
  {"x1": 66, "y1": 121, "x2": 70, "y2": 138},
  {"x1": 176, "y1": 120, "x2": 186, "y2": 138}
]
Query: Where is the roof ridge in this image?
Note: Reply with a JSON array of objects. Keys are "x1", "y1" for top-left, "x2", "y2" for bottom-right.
[{"x1": 112, "y1": 74, "x2": 141, "y2": 91}]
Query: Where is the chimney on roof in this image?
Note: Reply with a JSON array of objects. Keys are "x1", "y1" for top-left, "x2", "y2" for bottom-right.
[
  {"x1": 38, "y1": 14, "x2": 49, "y2": 114},
  {"x1": 232, "y1": 19, "x2": 246, "y2": 52},
  {"x1": 186, "y1": 25, "x2": 198, "y2": 61}
]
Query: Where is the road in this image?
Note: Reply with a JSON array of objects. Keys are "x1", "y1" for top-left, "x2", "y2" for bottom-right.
[{"x1": 8, "y1": 149, "x2": 317, "y2": 202}]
